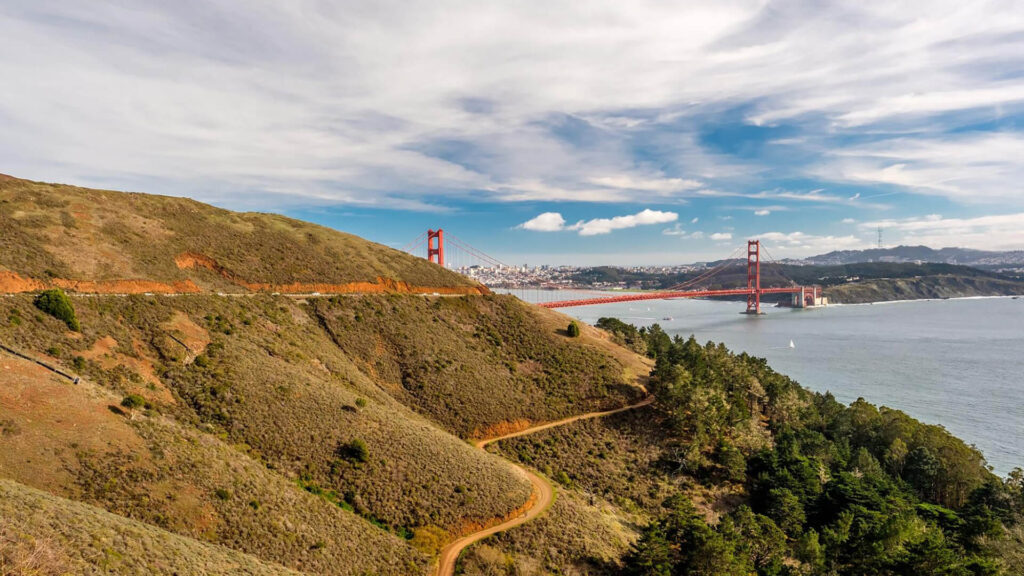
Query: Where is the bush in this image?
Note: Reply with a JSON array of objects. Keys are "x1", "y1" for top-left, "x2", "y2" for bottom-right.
[
  {"x1": 567, "y1": 321, "x2": 581, "y2": 338},
  {"x1": 33, "y1": 289, "x2": 80, "y2": 331},
  {"x1": 337, "y1": 439, "x2": 369, "y2": 463},
  {"x1": 120, "y1": 395, "x2": 148, "y2": 410}
]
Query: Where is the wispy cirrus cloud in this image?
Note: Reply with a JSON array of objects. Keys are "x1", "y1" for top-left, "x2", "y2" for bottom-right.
[
  {"x1": 821, "y1": 132, "x2": 1024, "y2": 204},
  {"x1": 862, "y1": 212, "x2": 1024, "y2": 249},
  {"x1": 0, "y1": 0, "x2": 1022, "y2": 215}
]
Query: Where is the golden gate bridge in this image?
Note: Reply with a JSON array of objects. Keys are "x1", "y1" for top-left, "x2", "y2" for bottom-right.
[{"x1": 403, "y1": 229, "x2": 823, "y2": 314}]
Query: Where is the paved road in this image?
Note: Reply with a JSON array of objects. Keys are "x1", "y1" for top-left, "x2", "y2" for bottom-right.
[{"x1": 433, "y1": 395, "x2": 654, "y2": 576}]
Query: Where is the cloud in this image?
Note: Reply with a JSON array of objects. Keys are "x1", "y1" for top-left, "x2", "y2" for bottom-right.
[
  {"x1": 691, "y1": 217, "x2": 700, "y2": 224},
  {"x1": 518, "y1": 212, "x2": 566, "y2": 231},
  {"x1": 662, "y1": 224, "x2": 687, "y2": 236},
  {"x1": 860, "y1": 212, "x2": 1024, "y2": 250},
  {"x1": 0, "y1": 1, "x2": 1022, "y2": 213},
  {"x1": 520, "y1": 208, "x2": 678, "y2": 236},
  {"x1": 754, "y1": 209, "x2": 771, "y2": 216},
  {"x1": 757, "y1": 231, "x2": 869, "y2": 257},
  {"x1": 842, "y1": 218, "x2": 856, "y2": 224},
  {"x1": 821, "y1": 133, "x2": 1024, "y2": 204},
  {"x1": 587, "y1": 175, "x2": 703, "y2": 194},
  {"x1": 709, "y1": 232, "x2": 733, "y2": 241},
  {"x1": 569, "y1": 209, "x2": 678, "y2": 236}
]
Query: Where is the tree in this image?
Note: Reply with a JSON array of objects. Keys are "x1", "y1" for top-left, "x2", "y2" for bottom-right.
[
  {"x1": 905, "y1": 446, "x2": 941, "y2": 501},
  {"x1": 33, "y1": 288, "x2": 80, "y2": 331},
  {"x1": 120, "y1": 394, "x2": 149, "y2": 420},
  {"x1": 796, "y1": 529, "x2": 825, "y2": 572},
  {"x1": 765, "y1": 487, "x2": 805, "y2": 536},
  {"x1": 884, "y1": 437, "x2": 909, "y2": 476},
  {"x1": 566, "y1": 321, "x2": 581, "y2": 338}
]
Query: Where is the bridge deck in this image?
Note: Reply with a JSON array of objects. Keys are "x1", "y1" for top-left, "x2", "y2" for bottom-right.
[{"x1": 536, "y1": 286, "x2": 815, "y2": 309}]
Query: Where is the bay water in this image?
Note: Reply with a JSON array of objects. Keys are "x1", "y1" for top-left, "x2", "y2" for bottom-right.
[{"x1": 510, "y1": 290, "x2": 1024, "y2": 476}]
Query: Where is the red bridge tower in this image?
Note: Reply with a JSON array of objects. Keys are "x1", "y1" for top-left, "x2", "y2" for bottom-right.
[
  {"x1": 746, "y1": 239, "x2": 761, "y2": 314},
  {"x1": 427, "y1": 229, "x2": 445, "y2": 268}
]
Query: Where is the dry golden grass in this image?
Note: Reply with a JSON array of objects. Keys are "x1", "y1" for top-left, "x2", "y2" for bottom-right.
[
  {"x1": 458, "y1": 489, "x2": 639, "y2": 576},
  {"x1": 0, "y1": 175, "x2": 476, "y2": 291},
  {"x1": 0, "y1": 478, "x2": 303, "y2": 575},
  {"x1": 310, "y1": 294, "x2": 645, "y2": 438}
]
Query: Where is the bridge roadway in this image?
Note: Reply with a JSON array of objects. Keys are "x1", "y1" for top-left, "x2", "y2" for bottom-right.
[{"x1": 536, "y1": 286, "x2": 816, "y2": 309}]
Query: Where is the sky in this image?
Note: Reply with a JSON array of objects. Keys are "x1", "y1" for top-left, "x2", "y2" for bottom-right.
[{"x1": 2, "y1": 1, "x2": 1024, "y2": 265}]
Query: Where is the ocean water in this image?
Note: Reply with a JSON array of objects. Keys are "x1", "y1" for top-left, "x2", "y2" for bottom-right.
[{"x1": 510, "y1": 290, "x2": 1024, "y2": 476}]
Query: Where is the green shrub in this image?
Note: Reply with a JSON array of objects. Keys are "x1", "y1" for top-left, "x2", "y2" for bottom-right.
[
  {"x1": 355, "y1": 397, "x2": 368, "y2": 409},
  {"x1": 566, "y1": 321, "x2": 581, "y2": 338},
  {"x1": 33, "y1": 288, "x2": 80, "y2": 331},
  {"x1": 120, "y1": 395, "x2": 147, "y2": 410},
  {"x1": 337, "y1": 439, "x2": 369, "y2": 463},
  {"x1": 72, "y1": 356, "x2": 87, "y2": 371},
  {"x1": 214, "y1": 488, "x2": 231, "y2": 501}
]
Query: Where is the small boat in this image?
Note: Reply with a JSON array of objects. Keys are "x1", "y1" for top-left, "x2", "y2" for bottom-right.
[
  {"x1": 662, "y1": 316, "x2": 674, "y2": 321},
  {"x1": 789, "y1": 340, "x2": 796, "y2": 349}
]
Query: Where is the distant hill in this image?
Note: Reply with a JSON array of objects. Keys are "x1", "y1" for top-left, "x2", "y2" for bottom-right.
[
  {"x1": 0, "y1": 174, "x2": 482, "y2": 295},
  {"x1": 795, "y1": 245, "x2": 1024, "y2": 266}
]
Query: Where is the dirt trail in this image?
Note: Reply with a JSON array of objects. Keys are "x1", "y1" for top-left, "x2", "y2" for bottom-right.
[{"x1": 434, "y1": 395, "x2": 654, "y2": 576}]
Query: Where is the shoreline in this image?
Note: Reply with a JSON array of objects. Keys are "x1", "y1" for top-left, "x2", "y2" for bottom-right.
[{"x1": 828, "y1": 293, "x2": 1024, "y2": 307}]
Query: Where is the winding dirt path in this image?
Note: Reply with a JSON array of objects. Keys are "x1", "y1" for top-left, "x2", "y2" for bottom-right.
[{"x1": 434, "y1": 395, "x2": 654, "y2": 576}]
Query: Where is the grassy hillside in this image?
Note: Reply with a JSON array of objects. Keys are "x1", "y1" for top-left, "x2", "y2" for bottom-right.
[
  {"x1": 824, "y1": 275, "x2": 1024, "y2": 303},
  {"x1": 0, "y1": 175, "x2": 480, "y2": 294},
  {"x1": 0, "y1": 478, "x2": 303, "y2": 575},
  {"x1": 310, "y1": 294, "x2": 648, "y2": 437},
  {"x1": 571, "y1": 261, "x2": 1024, "y2": 303},
  {"x1": 0, "y1": 280, "x2": 653, "y2": 573}
]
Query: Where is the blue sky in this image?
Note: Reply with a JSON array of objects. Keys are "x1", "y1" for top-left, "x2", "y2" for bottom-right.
[{"x1": 2, "y1": 1, "x2": 1024, "y2": 264}]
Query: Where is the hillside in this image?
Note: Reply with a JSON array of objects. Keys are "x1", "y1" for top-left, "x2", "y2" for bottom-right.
[
  {"x1": 824, "y1": 275, "x2": 1024, "y2": 304},
  {"x1": 799, "y1": 245, "x2": 1024, "y2": 267},
  {"x1": 0, "y1": 478, "x2": 302, "y2": 575},
  {"x1": 0, "y1": 175, "x2": 482, "y2": 295},
  {"x1": 0, "y1": 178, "x2": 657, "y2": 574},
  {"x1": 571, "y1": 261, "x2": 1024, "y2": 303},
  {"x1": 461, "y1": 329, "x2": 1024, "y2": 575}
]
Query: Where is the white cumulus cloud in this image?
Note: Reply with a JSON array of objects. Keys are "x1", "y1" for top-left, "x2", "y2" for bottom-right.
[
  {"x1": 517, "y1": 212, "x2": 566, "y2": 231},
  {"x1": 519, "y1": 208, "x2": 678, "y2": 236},
  {"x1": 709, "y1": 232, "x2": 733, "y2": 241},
  {"x1": 754, "y1": 209, "x2": 771, "y2": 216},
  {"x1": 569, "y1": 209, "x2": 678, "y2": 236}
]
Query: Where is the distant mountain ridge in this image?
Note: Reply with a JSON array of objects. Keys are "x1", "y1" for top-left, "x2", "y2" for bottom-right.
[{"x1": 794, "y1": 245, "x2": 1024, "y2": 266}]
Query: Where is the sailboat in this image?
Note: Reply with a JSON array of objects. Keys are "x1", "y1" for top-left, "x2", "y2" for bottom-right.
[{"x1": 789, "y1": 340, "x2": 796, "y2": 349}]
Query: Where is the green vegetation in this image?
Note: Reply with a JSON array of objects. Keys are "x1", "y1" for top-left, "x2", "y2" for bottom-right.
[
  {"x1": 33, "y1": 288, "x2": 80, "y2": 330},
  {"x1": 474, "y1": 323, "x2": 1023, "y2": 575},
  {"x1": 338, "y1": 438, "x2": 370, "y2": 463},
  {"x1": 567, "y1": 320, "x2": 581, "y2": 337}
]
